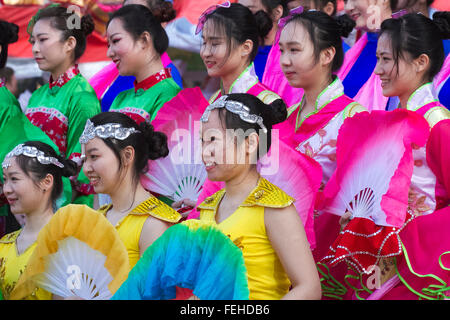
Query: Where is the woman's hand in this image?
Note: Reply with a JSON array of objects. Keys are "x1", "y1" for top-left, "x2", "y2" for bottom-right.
[
  {"x1": 339, "y1": 211, "x2": 352, "y2": 230},
  {"x1": 172, "y1": 199, "x2": 196, "y2": 217}
]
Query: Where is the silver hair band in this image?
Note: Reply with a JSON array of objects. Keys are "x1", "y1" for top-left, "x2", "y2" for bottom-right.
[
  {"x1": 200, "y1": 96, "x2": 268, "y2": 133},
  {"x1": 2, "y1": 144, "x2": 64, "y2": 169},
  {"x1": 79, "y1": 119, "x2": 140, "y2": 145}
]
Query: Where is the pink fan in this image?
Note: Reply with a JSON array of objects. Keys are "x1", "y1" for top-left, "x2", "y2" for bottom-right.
[
  {"x1": 140, "y1": 88, "x2": 209, "y2": 204},
  {"x1": 322, "y1": 109, "x2": 430, "y2": 228},
  {"x1": 189, "y1": 133, "x2": 322, "y2": 249}
]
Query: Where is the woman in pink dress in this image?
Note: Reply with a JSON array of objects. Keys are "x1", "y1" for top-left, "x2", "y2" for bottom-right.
[
  {"x1": 276, "y1": 10, "x2": 367, "y2": 263},
  {"x1": 322, "y1": 12, "x2": 450, "y2": 300}
]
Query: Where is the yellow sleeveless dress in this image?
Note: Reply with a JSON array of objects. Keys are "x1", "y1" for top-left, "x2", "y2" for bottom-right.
[
  {"x1": 0, "y1": 230, "x2": 51, "y2": 300},
  {"x1": 198, "y1": 178, "x2": 295, "y2": 300},
  {"x1": 98, "y1": 196, "x2": 181, "y2": 269}
]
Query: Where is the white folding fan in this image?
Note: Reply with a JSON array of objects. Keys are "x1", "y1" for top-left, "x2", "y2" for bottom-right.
[
  {"x1": 10, "y1": 204, "x2": 129, "y2": 300},
  {"x1": 141, "y1": 87, "x2": 209, "y2": 203}
]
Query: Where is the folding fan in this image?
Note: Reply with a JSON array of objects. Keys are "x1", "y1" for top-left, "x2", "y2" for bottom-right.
[
  {"x1": 10, "y1": 204, "x2": 130, "y2": 300},
  {"x1": 141, "y1": 87, "x2": 209, "y2": 204},
  {"x1": 112, "y1": 219, "x2": 249, "y2": 300},
  {"x1": 188, "y1": 137, "x2": 323, "y2": 249},
  {"x1": 320, "y1": 109, "x2": 430, "y2": 273}
]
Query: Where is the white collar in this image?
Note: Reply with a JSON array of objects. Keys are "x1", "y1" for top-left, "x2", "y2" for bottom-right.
[
  {"x1": 406, "y1": 83, "x2": 438, "y2": 111},
  {"x1": 226, "y1": 63, "x2": 259, "y2": 94}
]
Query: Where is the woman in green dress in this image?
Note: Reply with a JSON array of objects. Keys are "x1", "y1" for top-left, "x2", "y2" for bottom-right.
[{"x1": 26, "y1": 5, "x2": 101, "y2": 206}]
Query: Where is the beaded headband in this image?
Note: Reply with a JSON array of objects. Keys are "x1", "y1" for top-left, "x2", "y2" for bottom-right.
[
  {"x1": 2, "y1": 144, "x2": 64, "y2": 170},
  {"x1": 79, "y1": 119, "x2": 140, "y2": 145},
  {"x1": 200, "y1": 95, "x2": 268, "y2": 133}
]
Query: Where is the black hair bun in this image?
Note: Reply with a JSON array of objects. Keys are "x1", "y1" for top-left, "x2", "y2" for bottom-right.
[
  {"x1": 59, "y1": 157, "x2": 79, "y2": 177},
  {"x1": 138, "y1": 121, "x2": 169, "y2": 160},
  {"x1": 433, "y1": 11, "x2": 450, "y2": 40},
  {"x1": 152, "y1": 1, "x2": 176, "y2": 23},
  {"x1": 0, "y1": 20, "x2": 19, "y2": 44},
  {"x1": 265, "y1": 98, "x2": 287, "y2": 126},
  {"x1": 81, "y1": 14, "x2": 95, "y2": 36},
  {"x1": 335, "y1": 14, "x2": 355, "y2": 38},
  {"x1": 254, "y1": 10, "x2": 273, "y2": 42}
]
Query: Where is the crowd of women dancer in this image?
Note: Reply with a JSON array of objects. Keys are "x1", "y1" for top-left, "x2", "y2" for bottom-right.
[{"x1": 0, "y1": 0, "x2": 449, "y2": 300}]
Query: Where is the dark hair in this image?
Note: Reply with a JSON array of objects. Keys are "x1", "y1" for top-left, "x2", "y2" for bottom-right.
[
  {"x1": 216, "y1": 93, "x2": 287, "y2": 160},
  {"x1": 0, "y1": 67, "x2": 15, "y2": 83},
  {"x1": 203, "y1": 3, "x2": 273, "y2": 63},
  {"x1": 0, "y1": 20, "x2": 19, "y2": 69},
  {"x1": 380, "y1": 12, "x2": 450, "y2": 82},
  {"x1": 124, "y1": 0, "x2": 177, "y2": 23},
  {"x1": 284, "y1": 11, "x2": 355, "y2": 73},
  {"x1": 260, "y1": 0, "x2": 289, "y2": 18},
  {"x1": 13, "y1": 141, "x2": 77, "y2": 208},
  {"x1": 306, "y1": 0, "x2": 337, "y2": 16},
  {"x1": 30, "y1": 6, "x2": 94, "y2": 62},
  {"x1": 88, "y1": 112, "x2": 168, "y2": 185},
  {"x1": 108, "y1": 4, "x2": 169, "y2": 56}
]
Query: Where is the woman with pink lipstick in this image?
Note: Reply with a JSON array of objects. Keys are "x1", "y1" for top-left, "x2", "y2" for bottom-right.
[
  {"x1": 106, "y1": 4, "x2": 180, "y2": 124},
  {"x1": 80, "y1": 112, "x2": 181, "y2": 269},
  {"x1": 321, "y1": 12, "x2": 450, "y2": 301},
  {"x1": 0, "y1": 141, "x2": 77, "y2": 300},
  {"x1": 0, "y1": 20, "x2": 20, "y2": 236},
  {"x1": 26, "y1": 5, "x2": 101, "y2": 207},
  {"x1": 337, "y1": 0, "x2": 398, "y2": 111},
  {"x1": 198, "y1": 2, "x2": 284, "y2": 106},
  {"x1": 276, "y1": 10, "x2": 367, "y2": 263},
  {"x1": 198, "y1": 93, "x2": 321, "y2": 300},
  {"x1": 89, "y1": 0, "x2": 183, "y2": 112}
]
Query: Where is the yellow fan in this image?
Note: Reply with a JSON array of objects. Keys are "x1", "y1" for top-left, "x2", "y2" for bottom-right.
[{"x1": 11, "y1": 204, "x2": 130, "y2": 300}]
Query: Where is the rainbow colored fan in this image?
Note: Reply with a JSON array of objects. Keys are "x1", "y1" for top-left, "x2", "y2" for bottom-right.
[
  {"x1": 112, "y1": 220, "x2": 249, "y2": 300},
  {"x1": 11, "y1": 204, "x2": 130, "y2": 300}
]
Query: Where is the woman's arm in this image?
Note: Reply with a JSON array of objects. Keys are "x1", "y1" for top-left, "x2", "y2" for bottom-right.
[
  {"x1": 265, "y1": 205, "x2": 322, "y2": 300},
  {"x1": 138, "y1": 217, "x2": 171, "y2": 256}
]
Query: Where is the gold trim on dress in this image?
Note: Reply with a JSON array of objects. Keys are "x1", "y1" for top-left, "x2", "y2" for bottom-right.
[
  {"x1": 424, "y1": 106, "x2": 450, "y2": 128},
  {"x1": 197, "y1": 178, "x2": 294, "y2": 212},
  {"x1": 98, "y1": 197, "x2": 181, "y2": 224}
]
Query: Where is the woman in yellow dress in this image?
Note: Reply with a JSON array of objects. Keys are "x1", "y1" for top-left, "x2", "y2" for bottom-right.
[
  {"x1": 0, "y1": 141, "x2": 77, "y2": 299},
  {"x1": 80, "y1": 112, "x2": 181, "y2": 268},
  {"x1": 197, "y1": 93, "x2": 321, "y2": 299}
]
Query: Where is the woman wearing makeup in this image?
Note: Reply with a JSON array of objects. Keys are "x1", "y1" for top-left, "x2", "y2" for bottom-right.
[
  {"x1": 0, "y1": 20, "x2": 20, "y2": 236},
  {"x1": 106, "y1": 5, "x2": 181, "y2": 124},
  {"x1": 26, "y1": 5, "x2": 101, "y2": 207},
  {"x1": 337, "y1": 0, "x2": 399, "y2": 111},
  {"x1": 80, "y1": 112, "x2": 181, "y2": 269},
  {"x1": 89, "y1": 0, "x2": 183, "y2": 112},
  {"x1": 323, "y1": 12, "x2": 450, "y2": 300},
  {"x1": 198, "y1": 93, "x2": 322, "y2": 300},
  {"x1": 199, "y1": 2, "x2": 284, "y2": 106},
  {"x1": 0, "y1": 141, "x2": 77, "y2": 300}
]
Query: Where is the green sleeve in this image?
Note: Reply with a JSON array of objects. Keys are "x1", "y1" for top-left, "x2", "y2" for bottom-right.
[
  {"x1": 149, "y1": 83, "x2": 180, "y2": 122},
  {"x1": 66, "y1": 91, "x2": 101, "y2": 158}
]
